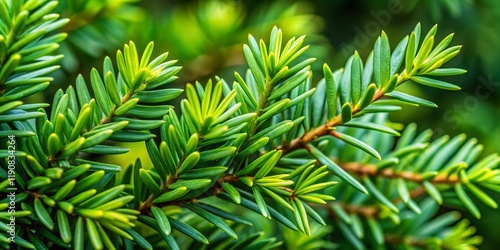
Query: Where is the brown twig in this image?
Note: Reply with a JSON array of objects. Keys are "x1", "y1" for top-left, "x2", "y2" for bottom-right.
[
  {"x1": 339, "y1": 161, "x2": 460, "y2": 185},
  {"x1": 342, "y1": 203, "x2": 380, "y2": 218},
  {"x1": 138, "y1": 173, "x2": 240, "y2": 212},
  {"x1": 278, "y1": 90, "x2": 386, "y2": 155},
  {"x1": 384, "y1": 234, "x2": 428, "y2": 248}
]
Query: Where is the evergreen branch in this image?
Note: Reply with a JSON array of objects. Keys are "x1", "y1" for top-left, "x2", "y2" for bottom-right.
[
  {"x1": 0, "y1": 0, "x2": 68, "y2": 143},
  {"x1": 325, "y1": 199, "x2": 482, "y2": 249},
  {"x1": 0, "y1": 1, "x2": 68, "y2": 87},
  {"x1": 279, "y1": 87, "x2": 386, "y2": 155},
  {"x1": 319, "y1": 122, "x2": 500, "y2": 218},
  {"x1": 279, "y1": 25, "x2": 463, "y2": 156}
]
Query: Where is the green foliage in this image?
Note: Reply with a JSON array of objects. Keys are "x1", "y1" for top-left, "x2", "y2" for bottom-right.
[{"x1": 1, "y1": 1, "x2": 499, "y2": 249}]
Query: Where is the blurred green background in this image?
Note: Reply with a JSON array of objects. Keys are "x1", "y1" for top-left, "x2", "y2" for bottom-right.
[{"x1": 47, "y1": 0, "x2": 500, "y2": 248}]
